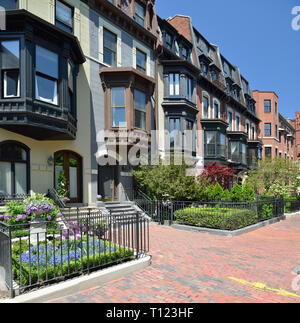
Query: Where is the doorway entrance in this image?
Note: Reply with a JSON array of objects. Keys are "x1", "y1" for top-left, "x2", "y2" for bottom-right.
[
  {"x1": 54, "y1": 151, "x2": 82, "y2": 203},
  {"x1": 98, "y1": 165, "x2": 119, "y2": 202}
]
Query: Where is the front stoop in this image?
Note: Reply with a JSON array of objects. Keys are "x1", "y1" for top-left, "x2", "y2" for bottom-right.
[{"x1": 1, "y1": 255, "x2": 151, "y2": 303}]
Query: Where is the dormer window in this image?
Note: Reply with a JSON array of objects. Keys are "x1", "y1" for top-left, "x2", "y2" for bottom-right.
[{"x1": 201, "y1": 62, "x2": 208, "y2": 75}]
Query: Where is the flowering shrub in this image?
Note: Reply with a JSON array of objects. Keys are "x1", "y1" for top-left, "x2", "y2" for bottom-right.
[
  {"x1": 0, "y1": 193, "x2": 60, "y2": 225},
  {"x1": 12, "y1": 235, "x2": 134, "y2": 287}
]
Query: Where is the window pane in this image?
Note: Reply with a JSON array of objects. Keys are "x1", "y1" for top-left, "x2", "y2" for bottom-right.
[
  {"x1": 1, "y1": 40, "x2": 19, "y2": 69},
  {"x1": 112, "y1": 107, "x2": 126, "y2": 127},
  {"x1": 36, "y1": 75, "x2": 58, "y2": 104},
  {"x1": 36, "y1": 46, "x2": 59, "y2": 79},
  {"x1": 0, "y1": 162, "x2": 12, "y2": 195},
  {"x1": 104, "y1": 29, "x2": 117, "y2": 51},
  {"x1": 69, "y1": 164, "x2": 78, "y2": 199},
  {"x1": 112, "y1": 87, "x2": 125, "y2": 107},
  {"x1": 214, "y1": 103, "x2": 219, "y2": 118},
  {"x1": 136, "y1": 49, "x2": 146, "y2": 71},
  {"x1": 135, "y1": 110, "x2": 146, "y2": 130},
  {"x1": 134, "y1": 90, "x2": 146, "y2": 111},
  {"x1": 203, "y1": 97, "x2": 209, "y2": 118},
  {"x1": 15, "y1": 163, "x2": 27, "y2": 195},
  {"x1": 104, "y1": 48, "x2": 116, "y2": 66},
  {"x1": 0, "y1": 144, "x2": 26, "y2": 161},
  {"x1": 206, "y1": 131, "x2": 216, "y2": 155},
  {"x1": 4, "y1": 70, "x2": 19, "y2": 97},
  {"x1": 170, "y1": 118, "x2": 181, "y2": 149},
  {"x1": 56, "y1": 1, "x2": 73, "y2": 28}
]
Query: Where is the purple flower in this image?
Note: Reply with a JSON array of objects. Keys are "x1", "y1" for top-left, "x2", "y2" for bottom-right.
[{"x1": 47, "y1": 216, "x2": 52, "y2": 221}]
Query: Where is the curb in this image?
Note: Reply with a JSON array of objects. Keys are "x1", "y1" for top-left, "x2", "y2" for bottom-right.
[
  {"x1": 0, "y1": 255, "x2": 151, "y2": 303},
  {"x1": 171, "y1": 215, "x2": 287, "y2": 237}
]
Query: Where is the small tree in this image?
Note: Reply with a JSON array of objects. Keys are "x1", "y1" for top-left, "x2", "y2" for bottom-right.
[
  {"x1": 242, "y1": 184, "x2": 256, "y2": 201},
  {"x1": 202, "y1": 162, "x2": 236, "y2": 189}
]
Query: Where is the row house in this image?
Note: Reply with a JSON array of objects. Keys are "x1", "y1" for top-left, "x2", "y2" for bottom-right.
[
  {"x1": 165, "y1": 15, "x2": 262, "y2": 174},
  {"x1": 290, "y1": 111, "x2": 300, "y2": 160},
  {"x1": 0, "y1": 0, "x2": 159, "y2": 204},
  {"x1": 253, "y1": 91, "x2": 295, "y2": 160}
]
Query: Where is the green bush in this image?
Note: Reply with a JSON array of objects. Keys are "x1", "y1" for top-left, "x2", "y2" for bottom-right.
[
  {"x1": 221, "y1": 189, "x2": 231, "y2": 202},
  {"x1": 230, "y1": 184, "x2": 243, "y2": 202},
  {"x1": 174, "y1": 206, "x2": 258, "y2": 231},
  {"x1": 242, "y1": 184, "x2": 256, "y2": 202}
]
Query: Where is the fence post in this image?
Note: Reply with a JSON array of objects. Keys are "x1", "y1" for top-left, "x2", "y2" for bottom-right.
[
  {"x1": 8, "y1": 225, "x2": 13, "y2": 299},
  {"x1": 136, "y1": 212, "x2": 140, "y2": 257}
]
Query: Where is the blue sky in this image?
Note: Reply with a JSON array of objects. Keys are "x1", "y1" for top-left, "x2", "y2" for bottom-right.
[{"x1": 156, "y1": 0, "x2": 300, "y2": 120}]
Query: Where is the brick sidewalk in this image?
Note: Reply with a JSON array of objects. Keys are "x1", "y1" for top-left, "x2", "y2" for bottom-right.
[{"x1": 47, "y1": 215, "x2": 300, "y2": 303}]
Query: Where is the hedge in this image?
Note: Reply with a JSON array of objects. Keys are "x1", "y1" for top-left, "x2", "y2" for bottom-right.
[{"x1": 174, "y1": 207, "x2": 258, "y2": 231}]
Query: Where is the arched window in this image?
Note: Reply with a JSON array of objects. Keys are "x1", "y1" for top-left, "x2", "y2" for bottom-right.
[
  {"x1": 202, "y1": 92, "x2": 210, "y2": 119},
  {"x1": 0, "y1": 141, "x2": 30, "y2": 195},
  {"x1": 213, "y1": 98, "x2": 220, "y2": 119}
]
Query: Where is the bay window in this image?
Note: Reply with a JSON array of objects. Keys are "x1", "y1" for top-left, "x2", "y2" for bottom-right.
[
  {"x1": 170, "y1": 118, "x2": 181, "y2": 151},
  {"x1": 134, "y1": 89, "x2": 147, "y2": 130},
  {"x1": 205, "y1": 131, "x2": 226, "y2": 158},
  {"x1": 1, "y1": 40, "x2": 20, "y2": 98},
  {"x1": 35, "y1": 45, "x2": 59, "y2": 105}
]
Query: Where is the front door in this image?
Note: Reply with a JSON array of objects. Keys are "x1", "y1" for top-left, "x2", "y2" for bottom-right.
[
  {"x1": 98, "y1": 166, "x2": 119, "y2": 201},
  {"x1": 54, "y1": 151, "x2": 82, "y2": 203}
]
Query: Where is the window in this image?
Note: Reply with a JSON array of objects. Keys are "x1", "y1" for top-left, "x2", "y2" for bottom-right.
[
  {"x1": 135, "y1": 2, "x2": 145, "y2": 27},
  {"x1": 134, "y1": 89, "x2": 147, "y2": 130},
  {"x1": 275, "y1": 125, "x2": 278, "y2": 138},
  {"x1": 35, "y1": 46, "x2": 59, "y2": 105},
  {"x1": 213, "y1": 101, "x2": 219, "y2": 119},
  {"x1": 169, "y1": 118, "x2": 181, "y2": 150},
  {"x1": 235, "y1": 115, "x2": 240, "y2": 131},
  {"x1": 228, "y1": 111, "x2": 233, "y2": 131},
  {"x1": 185, "y1": 120, "x2": 195, "y2": 153},
  {"x1": 136, "y1": 49, "x2": 146, "y2": 74},
  {"x1": 55, "y1": 0, "x2": 73, "y2": 33},
  {"x1": 206, "y1": 131, "x2": 217, "y2": 156},
  {"x1": 264, "y1": 123, "x2": 271, "y2": 137},
  {"x1": 181, "y1": 47, "x2": 188, "y2": 60},
  {"x1": 103, "y1": 29, "x2": 117, "y2": 66},
  {"x1": 275, "y1": 102, "x2": 278, "y2": 114},
  {"x1": 246, "y1": 122, "x2": 250, "y2": 137},
  {"x1": 264, "y1": 100, "x2": 271, "y2": 113},
  {"x1": 202, "y1": 95, "x2": 209, "y2": 119},
  {"x1": 68, "y1": 62, "x2": 74, "y2": 113},
  {"x1": 169, "y1": 73, "x2": 179, "y2": 97},
  {"x1": 1, "y1": 40, "x2": 20, "y2": 98},
  {"x1": 165, "y1": 33, "x2": 172, "y2": 50},
  {"x1": 230, "y1": 142, "x2": 239, "y2": 162},
  {"x1": 111, "y1": 87, "x2": 126, "y2": 127},
  {"x1": 0, "y1": 142, "x2": 29, "y2": 195},
  {"x1": 251, "y1": 126, "x2": 255, "y2": 140},
  {"x1": 265, "y1": 147, "x2": 272, "y2": 159},
  {"x1": 241, "y1": 143, "x2": 247, "y2": 165},
  {"x1": 186, "y1": 76, "x2": 193, "y2": 101},
  {"x1": 219, "y1": 133, "x2": 226, "y2": 157}
]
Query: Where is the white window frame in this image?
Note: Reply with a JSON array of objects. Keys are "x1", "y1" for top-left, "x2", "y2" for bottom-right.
[
  {"x1": 3, "y1": 70, "x2": 20, "y2": 98},
  {"x1": 245, "y1": 119, "x2": 250, "y2": 138}
]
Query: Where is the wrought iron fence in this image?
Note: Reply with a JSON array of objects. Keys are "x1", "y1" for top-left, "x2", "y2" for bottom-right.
[
  {"x1": 131, "y1": 190, "x2": 287, "y2": 230},
  {"x1": 0, "y1": 212, "x2": 149, "y2": 298}
]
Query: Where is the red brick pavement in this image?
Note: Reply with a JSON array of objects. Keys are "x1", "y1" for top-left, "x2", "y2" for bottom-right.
[{"x1": 47, "y1": 215, "x2": 300, "y2": 303}]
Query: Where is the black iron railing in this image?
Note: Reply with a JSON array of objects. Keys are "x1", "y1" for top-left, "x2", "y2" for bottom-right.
[
  {"x1": 0, "y1": 212, "x2": 149, "y2": 298},
  {"x1": 131, "y1": 191, "x2": 287, "y2": 229}
]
